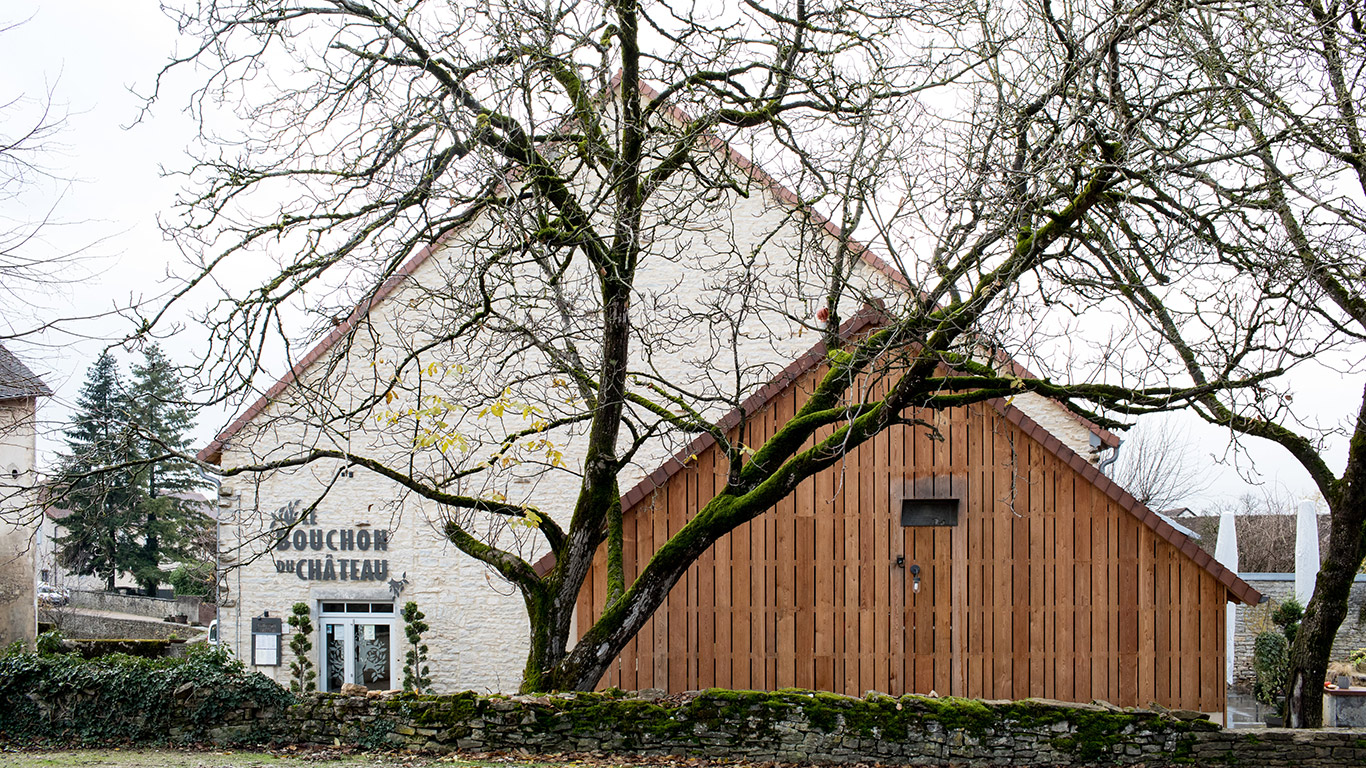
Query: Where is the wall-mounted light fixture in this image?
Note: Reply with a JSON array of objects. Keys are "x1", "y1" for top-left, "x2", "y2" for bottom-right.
[{"x1": 910, "y1": 564, "x2": 921, "y2": 594}]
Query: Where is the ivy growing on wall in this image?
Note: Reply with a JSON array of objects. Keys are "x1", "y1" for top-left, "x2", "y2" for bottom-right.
[{"x1": 0, "y1": 643, "x2": 292, "y2": 743}]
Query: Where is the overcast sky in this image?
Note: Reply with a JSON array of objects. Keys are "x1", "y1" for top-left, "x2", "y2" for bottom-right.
[{"x1": 1, "y1": 1, "x2": 1356, "y2": 514}]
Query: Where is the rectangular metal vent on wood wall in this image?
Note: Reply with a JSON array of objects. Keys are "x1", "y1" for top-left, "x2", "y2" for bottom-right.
[{"x1": 900, "y1": 498, "x2": 959, "y2": 527}]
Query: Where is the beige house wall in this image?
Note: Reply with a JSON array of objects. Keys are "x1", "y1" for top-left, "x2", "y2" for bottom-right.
[{"x1": 0, "y1": 398, "x2": 39, "y2": 647}]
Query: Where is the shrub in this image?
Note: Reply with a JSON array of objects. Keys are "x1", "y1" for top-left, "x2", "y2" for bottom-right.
[
  {"x1": 1272, "y1": 597, "x2": 1304, "y2": 646},
  {"x1": 169, "y1": 561, "x2": 215, "y2": 598},
  {"x1": 1253, "y1": 630, "x2": 1289, "y2": 708},
  {"x1": 0, "y1": 642, "x2": 292, "y2": 744}
]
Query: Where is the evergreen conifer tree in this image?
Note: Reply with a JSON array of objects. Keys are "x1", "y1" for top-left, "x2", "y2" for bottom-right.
[
  {"x1": 53, "y1": 352, "x2": 140, "y2": 591},
  {"x1": 54, "y1": 347, "x2": 209, "y2": 594},
  {"x1": 127, "y1": 344, "x2": 209, "y2": 595}
]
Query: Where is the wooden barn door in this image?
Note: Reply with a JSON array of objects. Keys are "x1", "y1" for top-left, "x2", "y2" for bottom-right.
[{"x1": 895, "y1": 505, "x2": 961, "y2": 697}]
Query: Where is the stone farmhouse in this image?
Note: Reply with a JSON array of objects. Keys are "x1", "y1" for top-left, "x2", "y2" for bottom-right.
[
  {"x1": 0, "y1": 343, "x2": 51, "y2": 647},
  {"x1": 200, "y1": 84, "x2": 1258, "y2": 713}
]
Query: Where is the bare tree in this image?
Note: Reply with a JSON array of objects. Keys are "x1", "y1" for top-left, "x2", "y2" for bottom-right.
[
  {"x1": 1109, "y1": 419, "x2": 1212, "y2": 512},
  {"x1": 1041, "y1": 0, "x2": 1366, "y2": 727},
  {"x1": 142, "y1": 0, "x2": 1281, "y2": 693}
]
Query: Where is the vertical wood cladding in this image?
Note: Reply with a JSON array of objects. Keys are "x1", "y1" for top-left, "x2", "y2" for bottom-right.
[{"x1": 580, "y1": 366, "x2": 1228, "y2": 712}]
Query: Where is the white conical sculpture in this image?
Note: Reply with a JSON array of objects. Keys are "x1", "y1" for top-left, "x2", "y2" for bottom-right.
[
  {"x1": 1215, "y1": 510, "x2": 1239, "y2": 686},
  {"x1": 1295, "y1": 500, "x2": 1320, "y2": 606}
]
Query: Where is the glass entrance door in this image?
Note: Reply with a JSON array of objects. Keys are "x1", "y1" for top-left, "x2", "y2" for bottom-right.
[{"x1": 319, "y1": 602, "x2": 397, "y2": 692}]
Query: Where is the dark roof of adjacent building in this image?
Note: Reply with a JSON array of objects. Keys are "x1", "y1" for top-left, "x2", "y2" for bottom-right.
[{"x1": 0, "y1": 342, "x2": 52, "y2": 400}]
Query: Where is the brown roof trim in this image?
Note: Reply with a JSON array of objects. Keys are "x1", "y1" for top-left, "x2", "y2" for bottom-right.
[
  {"x1": 994, "y1": 399, "x2": 1261, "y2": 606},
  {"x1": 529, "y1": 306, "x2": 884, "y2": 580},
  {"x1": 580, "y1": 335, "x2": 1258, "y2": 606},
  {"x1": 197, "y1": 237, "x2": 448, "y2": 464}
]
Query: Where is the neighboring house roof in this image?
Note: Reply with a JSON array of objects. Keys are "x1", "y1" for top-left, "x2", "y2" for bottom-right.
[
  {"x1": 0, "y1": 342, "x2": 52, "y2": 400},
  {"x1": 199, "y1": 81, "x2": 1114, "y2": 463}
]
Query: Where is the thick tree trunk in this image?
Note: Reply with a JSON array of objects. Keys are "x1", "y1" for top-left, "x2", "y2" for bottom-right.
[
  {"x1": 1286, "y1": 391, "x2": 1366, "y2": 727},
  {"x1": 1286, "y1": 541, "x2": 1359, "y2": 727}
]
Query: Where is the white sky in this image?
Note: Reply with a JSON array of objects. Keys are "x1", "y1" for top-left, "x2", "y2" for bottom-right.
[{"x1": 0, "y1": 1, "x2": 1357, "y2": 514}]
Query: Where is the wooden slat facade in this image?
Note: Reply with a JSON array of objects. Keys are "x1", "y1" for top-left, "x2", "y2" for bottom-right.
[{"x1": 579, "y1": 365, "x2": 1235, "y2": 712}]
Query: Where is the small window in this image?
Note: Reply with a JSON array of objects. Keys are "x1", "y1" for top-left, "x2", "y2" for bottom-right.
[
  {"x1": 901, "y1": 499, "x2": 959, "y2": 527},
  {"x1": 322, "y1": 602, "x2": 346, "y2": 613}
]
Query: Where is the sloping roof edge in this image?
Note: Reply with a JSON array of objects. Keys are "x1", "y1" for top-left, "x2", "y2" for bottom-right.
[
  {"x1": 533, "y1": 315, "x2": 1261, "y2": 606},
  {"x1": 201, "y1": 79, "x2": 1116, "y2": 463},
  {"x1": 0, "y1": 342, "x2": 53, "y2": 401},
  {"x1": 197, "y1": 237, "x2": 447, "y2": 463}
]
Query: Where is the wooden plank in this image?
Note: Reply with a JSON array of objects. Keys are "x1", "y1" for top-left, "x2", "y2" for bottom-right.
[
  {"x1": 620, "y1": 478, "x2": 640, "y2": 691},
  {"x1": 638, "y1": 495, "x2": 658, "y2": 689},
  {"x1": 1181, "y1": 559, "x2": 1200, "y2": 709},
  {"x1": 667, "y1": 478, "x2": 687, "y2": 693},
  {"x1": 1109, "y1": 507, "x2": 1121, "y2": 703},
  {"x1": 1118, "y1": 515, "x2": 1139, "y2": 706},
  {"x1": 775, "y1": 464, "x2": 796, "y2": 689},
  {"x1": 949, "y1": 407, "x2": 968, "y2": 697},
  {"x1": 696, "y1": 447, "x2": 715, "y2": 689},
  {"x1": 843, "y1": 455, "x2": 861, "y2": 696},
  {"x1": 732, "y1": 508, "x2": 752, "y2": 690},
  {"x1": 858, "y1": 428, "x2": 877, "y2": 696},
  {"x1": 1158, "y1": 543, "x2": 1169, "y2": 705},
  {"x1": 967, "y1": 405, "x2": 988, "y2": 699},
  {"x1": 1091, "y1": 488, "x2": 1108, "y2": 702},
  {"x1": 815, "y1": 447, "x2": 836, "y2": 693},
  {"x1": 714, "y1": 499, "x2": 733, "y2": 690},
  {"x1": 883, "y1": 420, "x2": 903, "y2": 694},
  {"x1": 1056, "y1": 466, "x2": 1075, "y2": 703},
  {"x1": 1012, "y1": 441, "x2": 1030, "y2": 700},
  {"x1": 795, "y1": 496, "x2": 815, "y2": 690},
  {"x1": 1029, "y1": 441, "x2": 1045, "y2": 699},
  {"x1": 993, "y1": 420, "x2": 1013, "y2": 699},
  {"x1": 1137, "y1": 527, "x2": 1155, "y2": 707},
  {"x1": 1072, "y1": 483, "x2": 1092, "y2": 704}
]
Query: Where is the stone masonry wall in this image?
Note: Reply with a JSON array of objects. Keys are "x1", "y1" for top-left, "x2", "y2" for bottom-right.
[
  {"x1": 160, "y1": 689, "x2": 1366, "y2": 767},
  {"x1": 1233, "y1": 575, "x2": 1366, "y2": 689},
  {"x1": 10, "y1": 673, "x2": 1366, "y2": 768}
]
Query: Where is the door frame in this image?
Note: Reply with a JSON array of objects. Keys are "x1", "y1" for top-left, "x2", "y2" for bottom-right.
[{"x1": 318, "y1": 602, "x2": 400, "y2": 691}]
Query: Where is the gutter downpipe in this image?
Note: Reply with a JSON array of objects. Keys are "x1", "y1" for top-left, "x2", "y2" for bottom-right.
[{"x1": 1098, "y1": 438, "x2": 1123, "y2": 474}]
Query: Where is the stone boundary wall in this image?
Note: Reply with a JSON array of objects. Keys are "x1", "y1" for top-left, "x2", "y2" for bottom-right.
[
  {"x1": 69, "y1": 589, "x2": 206, "y2": 623},
  {"x1": 1234, "y1": 575, "x2": 1366, "y2": 689},
  {"x1": 195, "y1": 689, "x2": 1366, "y2": 767},
  {"x1": 11, "y1": 680, "x2": 1366, "y2": 766}
]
